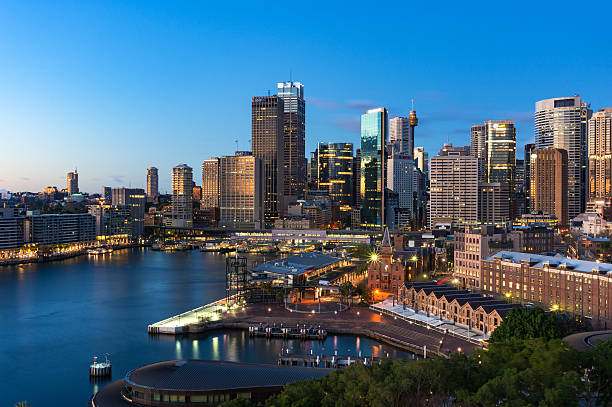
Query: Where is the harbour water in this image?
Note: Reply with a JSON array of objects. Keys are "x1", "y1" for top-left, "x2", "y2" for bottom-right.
[{"x1": 0, "y1": 248, "x2": 409, "y2": 406}]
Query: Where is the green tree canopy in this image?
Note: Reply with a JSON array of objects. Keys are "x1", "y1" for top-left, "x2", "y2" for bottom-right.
[{"x1": 489, "y1": 306, "x2": 562, "y2": 343}]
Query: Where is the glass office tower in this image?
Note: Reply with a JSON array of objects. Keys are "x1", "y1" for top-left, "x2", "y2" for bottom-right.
[
  {"x1": 315, "y1": 142, "x2": 353, "y2": 205},
  {"x1": 535, "y1": 96, "x2": 592, "y2": 218},
  {"x1": 484, "y1": 120, "x2": 516, "y2": 187},
  {"x1": 360, "y1": 108, "x2": 388, "y2": 230}
]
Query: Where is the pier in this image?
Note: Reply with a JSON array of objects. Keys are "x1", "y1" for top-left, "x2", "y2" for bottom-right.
[
  {"x1": 248, "y1": 324, "x2": 326, "y2": 340},
  {"x1": 278, "y1": 351, "x2": 378, "y2": 369}
]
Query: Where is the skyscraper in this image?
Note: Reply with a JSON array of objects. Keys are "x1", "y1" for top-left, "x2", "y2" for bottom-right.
[
  {"x1": 360, "y1": 108, "x2": 388, "y2": 230},
  {"x1": 277, "y1": 81, "x2": 306, "y2": 202},
  {"x1": 313, "y1": 142, "x2": 353, "y2": 205},
  {"x1": 67, "y1": 170, "x2": 79, "y2": 195},
  {"x1": 484, "y1": 120, "x2": 516, "y2": 187},
  {"x1": 353, "y1": 149, "x2": 361, "y2": 207},
  {"x1": 170, "y1": 164, "x2": 193, "y2": 228},
  {"x1": 252, "y1": 96, "x2": 285, "y2": 225},
  {"x1": 201, "y1": 158, "x2": 220, "y2": 210},
  {"x1": 531, "y1": 148, "x2": 568, "y2": 225},
  {"x1": 387, "y1": 152, "x2": 414, "y2": 229},
  {"x1": 112, "y1": 187, "x2": 146, "y2": 237},
  {"x1": 429, "y1": 144, "x2": 479, "y2": 228},
  {"x1": 219, "y1": 152, "x2": 264, "y2": 229},
  {"x1": 413, "y1": 147, "x2": 428, "y2": 174},
  {"x1": 524, "y1": 143, "x2": 535, "y2": 212},
  {"x1": 146, "y1": 167, "x2": 159, "y2": 203},
  {"x1": 588, "y1": 108, "x2": 612, "y2": 205},
  {"x1": 470, "y1": 124, "x2": 486, "y2": 160},
  {"x1": 389, "y1": 117, "x2": 412, "y2": 157},
  {"x1": 478, "y1": 183, "x2": 511, "y2": 225},
  {"x1": 535, "y1": 96, "x2": 592, "y2": 218}
]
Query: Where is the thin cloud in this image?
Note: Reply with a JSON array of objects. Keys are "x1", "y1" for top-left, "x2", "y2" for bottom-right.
[
  {"x1": 331, "y1": 115, "x2": 360, "y2": 133},
  {"x1": 110, "y1": 175, "x2": 125, "y2": 184},
  {"x1": 345, "y1": 100, "x2": 377, "y2": 111}
]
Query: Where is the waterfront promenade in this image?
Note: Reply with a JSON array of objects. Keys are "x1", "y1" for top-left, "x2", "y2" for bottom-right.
[{"x1": 153, "y1": 303, "x2": 481, "y2": 357}]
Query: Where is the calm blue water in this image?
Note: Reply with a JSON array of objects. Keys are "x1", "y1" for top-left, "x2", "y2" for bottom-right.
[{"x1": 0, "y1": 248, "x2": 408, "y2": 406}]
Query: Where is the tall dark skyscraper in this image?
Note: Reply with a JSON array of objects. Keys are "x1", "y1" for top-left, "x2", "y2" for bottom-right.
[
  {"x1": 360, "y1": 108, "x2": 388, "y2": 230},
  {"x1": 252, "y1": 95, "x2": 285, "y2": 224},
  {"x1": 313, "y1": 142, "x2": 353, "y2": 205},
  {"x1": 277, "y1": 81, "x2": 306, "y2": 202},
  {"x1": 524, "y1": 143, "x2": 535, "y2": 212},
  {"x1": 535, "y1": 96, "x2": 592, "y2": 218}
]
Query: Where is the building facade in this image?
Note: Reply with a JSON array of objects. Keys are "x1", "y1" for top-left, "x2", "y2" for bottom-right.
[
  {"x1": 112, "y1": 188, "x2": 146, "y2": 237},
  {"x1": 387, "y1": 152, "x2": 414, "y2": 230},
  {"x1": 24, "y1": 213, "x2": 96, "y2": 246},
  {"x1": 453, "y1": 225, "x2": 520, "y2": 289},
  {"x1": 67, "y1": 170, "x2": 79, "y2": 195},
  {"x1": 146, "y1": 167, "x2": 159, "y2": 203},
  {"x1": 219, "y1": 152, "x2": 264, "y2": 229},
  {"x1": 360, "y1": 108, "x2": 388, "y2": 230},
  {"x1": 530, "y1": 148, "x2": 568, "y2": 226},
  {"x1": 277, "y1": 81, "x2": 306, "y2": 202},
  {"x1": 535, "y1": 96, "x2": 592, "y2": 219},
  {"x1": 478, "y1": 182, "x2": 511, "y2": 225},
  {"x1": 482, "y1": 251, "x2": 612, "y2": 329},
  {"x1": 429, "y1": 144, "x2": 479, "y2": 228},
  {"x1": 88, "y1": 205, "x2": 132, "y2": 238},
  {"x1": 389, "y1": 117, "x2": 412, "y2": 157},
  {"x1": 368, "y1": 228, "x2": 406, "y2": 295},
  {"x1": 313, "y1": 142, "x2": 353, "y2": 206},
  {"x1": 170, "y1": 164, "x2": 193, "y2": 228},
  {"x1": 252, "y1": 96, "x2": 285, "y2": 224},
  {"x1": 588, "y1": 108, "x2": 612, "y2": 208}
]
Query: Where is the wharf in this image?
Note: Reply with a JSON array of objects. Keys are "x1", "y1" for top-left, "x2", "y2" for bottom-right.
[
  {"x1": 148, "y1": 303, "x2": 481, "y2": 357},
  {"x1": 278, "y1": 352, "x2": 378, "y2": 369},
  {"x1": 249, "y1": 324, "x2": 326, "y2": 340}
]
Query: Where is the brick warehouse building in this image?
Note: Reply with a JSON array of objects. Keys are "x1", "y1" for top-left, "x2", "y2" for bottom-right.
[
  {"x1": 482, "y1": 251, "x2": 612, "y2": 329},
  {"x1": 399, "y1": 281, "x2": 520, "y2": 335}
]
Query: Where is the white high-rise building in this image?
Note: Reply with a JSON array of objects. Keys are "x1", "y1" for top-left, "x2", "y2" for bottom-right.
[
  {"x1": 389, "y1": 117, "x2": 412, "y2": 158},
  {"x1": 535, "y1": 96, "x2": 592, "y2": 218},
  {"x1": 429, "y1": 144, "x2": 479, "y2": 228},
  {"x1": 170, "y1": 164, "x2": 193, "y2": 228}
]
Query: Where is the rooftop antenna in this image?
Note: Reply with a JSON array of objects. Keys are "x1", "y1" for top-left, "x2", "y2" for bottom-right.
[
  {"x1": 267, "y1": 89, "x2": 271, "y2": 96},
  {"x1": 235, "y1": 139, "x2": 239, "y2": 151},
  {"x1": 290, "y1": 69, "x2": 292, "y2": 83},
  {"x1": 411, "y1": 98, "x2": 414, "y2": 111}
]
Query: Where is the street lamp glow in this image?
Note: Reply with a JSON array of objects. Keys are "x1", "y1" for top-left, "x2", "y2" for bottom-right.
[
  {"x1": 505, "y1": 293, "x2": 511, "y2": 298},
  {"x1": 370, "y1": 253, "x2": 378, "y2": 261},
  {"x1": 552, "y1": 304, "x2": 559, "y2": 311},
  {"x1": 411, "y1": 256, "x2": 417, "y2": 261}
]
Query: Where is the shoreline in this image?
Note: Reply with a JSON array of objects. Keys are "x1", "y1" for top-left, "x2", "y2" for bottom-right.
[{"x1": 0, "y1": 244, "x2": 145, "y2": 267}]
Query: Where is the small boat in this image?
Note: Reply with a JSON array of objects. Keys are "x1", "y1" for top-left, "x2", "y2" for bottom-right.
[
  {"x1": 90, "y1": 354, "x2": 111, "y2": 377},
  {"x1": 87, "y1": 247, "x2": 113, "y2": 255}
]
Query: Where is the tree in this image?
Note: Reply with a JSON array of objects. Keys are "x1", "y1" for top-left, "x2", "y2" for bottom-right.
[
  {"x1": 489, "y1": 306, "x2": 562, "y2": 343},
  {"x1": 349, "y1": 244, "x2": 373, "y2": 260},
  {"x1": 355, "y1": 281, "x2": 372, "y2": 304},
  {"x1": 581, "y1": 337, "x2": 612, "y2": 407},
  {"x1": 339, "y1": 281, "x2": 355, "y2": 306}
]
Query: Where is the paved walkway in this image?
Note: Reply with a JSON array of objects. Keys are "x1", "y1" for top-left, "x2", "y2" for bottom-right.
[
  {"x1": 221, "y1": 304, "x2": 480, "y2": 356},
  {"x1": 564, "y1": 330, "x2": 612, "y2": 351}
]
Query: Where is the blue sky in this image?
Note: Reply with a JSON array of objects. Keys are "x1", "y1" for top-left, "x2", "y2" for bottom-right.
[{"x1": 1, "y1": 1, "x2": 611, "y2": 193}]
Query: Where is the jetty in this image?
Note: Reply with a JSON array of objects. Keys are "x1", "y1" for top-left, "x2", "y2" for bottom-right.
[
  {"x1": 248, "y1": 324, "x2": 326, "y2": 340},
  {"x1": 278, "y1": 351, "x2": 378, "y2": 369}
]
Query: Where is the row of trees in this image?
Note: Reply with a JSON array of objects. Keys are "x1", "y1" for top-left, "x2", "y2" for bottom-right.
[{"x1": 221, "y1": 308, "x2": 612, "y2": 407}]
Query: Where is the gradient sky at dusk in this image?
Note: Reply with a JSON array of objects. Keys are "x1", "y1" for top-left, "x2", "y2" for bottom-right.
[{"x1": 1, "y1": 1, "x2": 611, "y2": 193}]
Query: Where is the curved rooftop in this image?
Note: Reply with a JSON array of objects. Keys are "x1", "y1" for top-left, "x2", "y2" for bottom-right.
[{"x1": 126, "y1": 359, "x2": 329, "y2": 391}]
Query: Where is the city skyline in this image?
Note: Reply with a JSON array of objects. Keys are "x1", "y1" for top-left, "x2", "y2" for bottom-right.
[{"x1": 1, "y1": 2, "x2": 611, "y2": 192}]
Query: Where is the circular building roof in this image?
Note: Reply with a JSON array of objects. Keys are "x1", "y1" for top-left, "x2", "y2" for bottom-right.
[{"x1": 125, "y1": 359, "x2": 330, "y2": 392}]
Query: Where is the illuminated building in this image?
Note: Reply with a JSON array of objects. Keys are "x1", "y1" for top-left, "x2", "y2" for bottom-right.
[
  {"x1": 252, "y1": 96, "x2": 284, "y2": 224},
  {"x1": 482, "y1": 251, "x2": 612, "y2": 329},
  {"x1": 67, "y1": 169, "x2": 79, "y2": 195},
  {"x1": 170, "y1": 164, "x2": 193, "y2": 228},
  {"x1": 368, "y1": 228, "x2": 406, "y2": 295},
  {"x1": 360, "y1": 107, "x2": 388, "y2": 230},
  {"x1": 429, "y1": 144, "x2": 478, "y2": 228},
  {"x1": 24, "y1": 213, "x2": 96, "y2": 245},
  {"x1": 88, "y1": 205, "x2": 132, "y2": 238},
  {"x1": 112, "y1": 188, "x2": 146, "y2": 237},
  {"x1": 478, "y1": 182, "x2": 511, "y2": 225},
  {"x1": 530, "y1": 148, "x2": 568, "y2": 226},
  {"x1": 146, "y1": 167, "x2": 159, "y2": 203},
  {"x1": 588, "y1": 108, "x2": 612, "y2": 212},
  {"x1": 387, "y1": 152, "x2": 414, "y2": 230},
  {"x1": 277, "y1": 81, "x2": 306, "y2": 201},
  {"x1": 313, "y1": 142, "x2": 353, "y2": 206},
  {"x1": 535, "y1": 96, "x2": 592, "y2": 218},
  {"x1": 219, "y1": 152, "x2": 263, "y2": 229}
]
